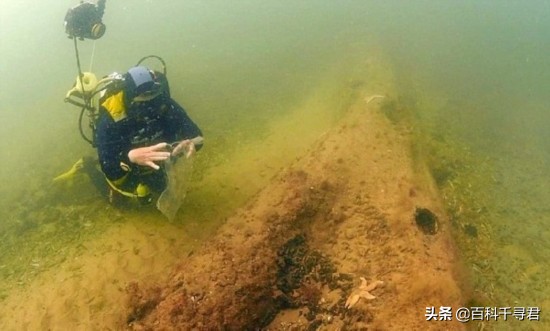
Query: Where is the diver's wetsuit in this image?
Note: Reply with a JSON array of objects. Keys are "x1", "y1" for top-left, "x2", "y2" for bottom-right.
[{"x1": 95, "y1": 95, "x2": 202, "y2": 195}]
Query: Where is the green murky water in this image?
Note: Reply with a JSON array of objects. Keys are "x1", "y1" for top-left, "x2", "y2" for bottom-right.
[{"x1": 1, "y1": 1, "x2": 548, "y2": 329}]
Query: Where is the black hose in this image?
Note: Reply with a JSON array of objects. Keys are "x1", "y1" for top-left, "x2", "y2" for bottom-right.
[
  {"x1": 78, "y1": 105, "x2": 94, "y2": 145},
  {"x1": 136, "y1": 55, "x2": 167, "y2": 76},
  {"x1": 73, "y1": 37, "x2": 96, "y2": 146}
]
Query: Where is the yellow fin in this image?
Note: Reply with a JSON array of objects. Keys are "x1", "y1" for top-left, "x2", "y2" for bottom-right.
[{"x1": 53, "y1": 158, "x2": 85, "y2": 182}]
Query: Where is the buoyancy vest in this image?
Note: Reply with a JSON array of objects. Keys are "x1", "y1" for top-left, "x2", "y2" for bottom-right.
[{"x1": 99, "y1": 70, "x2": 170, "y2": 122}]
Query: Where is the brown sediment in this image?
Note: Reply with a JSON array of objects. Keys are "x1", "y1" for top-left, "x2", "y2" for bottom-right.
[{"x1": 125, "y1": 95, "x2": 466, "y2": 330}]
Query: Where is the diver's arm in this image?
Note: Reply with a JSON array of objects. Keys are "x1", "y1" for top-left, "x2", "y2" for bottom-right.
[
  {"x1": 95, "y1": 115, "x2": 131, "y2": 180},
  {"x1": 166, "y1": 99, "x2": 204, "y2": 151}
]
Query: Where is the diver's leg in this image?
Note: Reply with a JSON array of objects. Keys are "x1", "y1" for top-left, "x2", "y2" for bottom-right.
[{"x1": 81, "y1": 156, "x2": 110, "y2": 197}]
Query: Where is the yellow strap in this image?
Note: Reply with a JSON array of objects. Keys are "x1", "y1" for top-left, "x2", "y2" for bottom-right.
[
  {"x1": 104, "y1": 174, "x2": 138, "y2": 199},
  {"x1": 101, "y1": 90, "x2": 127, "y2": 121},
  {"x1": 111, "y1": 172, "x2": 129, "y2": 186}
]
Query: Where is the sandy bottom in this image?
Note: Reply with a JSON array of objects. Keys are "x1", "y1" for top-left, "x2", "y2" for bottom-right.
[
  {"x1": 0, "y1": 218, "x2": 197, "y2": 330},
  {"x1": 125, "y1": 96, "x2": 465, "y2": 330}
]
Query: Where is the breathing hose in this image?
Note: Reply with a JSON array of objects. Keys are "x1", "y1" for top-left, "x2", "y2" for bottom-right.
[{"x1": 72, "y1": 37, "x2": 96, "y2": 146}]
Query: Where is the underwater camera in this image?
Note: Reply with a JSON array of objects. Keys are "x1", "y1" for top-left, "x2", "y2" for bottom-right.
[{"x1": 64, "y1": 0, "x2": 106, "y2": 40}]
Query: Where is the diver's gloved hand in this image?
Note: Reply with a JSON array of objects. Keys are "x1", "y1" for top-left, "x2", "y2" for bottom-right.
[
  {"x1": 128, "y1": 143, "x2": 171, "y2": 170},
  {"x1": 171, "y1": 139, "x2": 196, "y2": 159}
]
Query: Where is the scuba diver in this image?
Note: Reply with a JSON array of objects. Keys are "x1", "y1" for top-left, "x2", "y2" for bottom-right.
[
  {"x1": 59, "y1": 0, "x2": 204, "y2": 212},
  {"x1": 95, "y1": 65, "x2": 203, "y2": 204}
]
